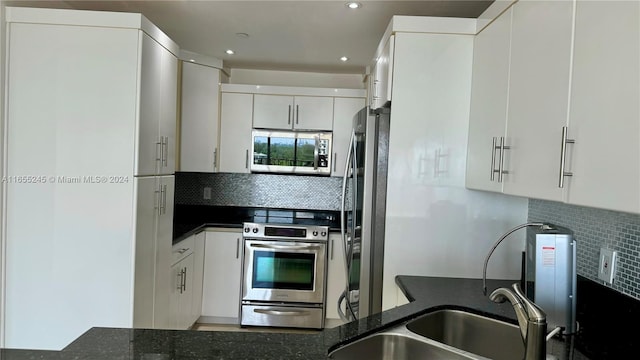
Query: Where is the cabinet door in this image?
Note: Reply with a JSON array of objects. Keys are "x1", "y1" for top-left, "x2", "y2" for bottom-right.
[
  {"x1": 465, "y1": 7, "x2": 512, "y2": 192},
  {"x1": 179, "y1": 254, "x2": 196, "y2": 329},
  {"x1": 137, "y1": 33, "x2": 162, "y2": 176},
  {"x1": 332, "y1": 98, "x2": 365, "y2": 177},
  {"x1": 219, "y1": 93, "x2": 253, "y2": 173},
  {"x1": 153, "y1": 175, "x2": 175, "y2": 328},
  {"x1": 159, "y1": 46, "x2": 178, "y2": 174},
  {"x1": 374, "y1": 35, "x2": 394, "y2": 109},
  {"x1": 293, "y1": 96, "x2": 334, "y2": 131},
  {"x1": 253, "y1": 94, "x2": 294, "y2": 129},
  {"x1": 201, "y1": 230, "x2": 242, "y2": 321},
  {"x1": 502, "y1": 0, "x2": 574, "y2": 201},
  {"x1": 190, "y1": 231, "x2": 206, "y2": 325},
  {"x1": 133, "y1": 177, "x2": 158, "y2": 329},
  {"x1": 326, "y1": 233, "x2": 347, "y2": 321},
  {"x1": 169, "y1": 261, "x2": 182, "y2": 330},
  {"x1": 180, "y1": 62, "x2": 221, "y2": 172},
  {"x1": 565, "y1": 0, "x2": 640, "y2": 214}
]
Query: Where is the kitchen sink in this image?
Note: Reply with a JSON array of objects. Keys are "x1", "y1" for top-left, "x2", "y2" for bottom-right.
[
  {"x1": 327, "y1": 329, "x2": 477, "y2": 360},
  {"x1": 405, "y1": 309, "x2": 524, "y2": 360},
  {"x1": 328, "y1": 309, "x2": 524, "y2": 360}
]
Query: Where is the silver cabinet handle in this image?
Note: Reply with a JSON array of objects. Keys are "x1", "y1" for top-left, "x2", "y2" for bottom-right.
[
  {"x1": 213, "y1": 148, "x2": 218, "y2": 170},
  {"x1": 330, "y1": 238, "x2": 334, "y2": 260},
  {"x1": 295, "y1": 104, "x2": 299, "y2": 125},
  {"x1": 245, "y1": 149, "x2": 249, "y2": 169},
  {"x1": 236, "y1": 238, "x2": 240, "y2": 259},
  {"x1": 333, "y1": 153, "x2": 337, "y2": 173},
  {"x1": 250, "y1": 243, "x2": 320, "y2": 251},
  {"x1": 159, "y1": 184, "x2": 167, "y2": 215},
  {"x1": 177, "y1": 270, "x2": 183, "y2": 293},
  {"x1": 254, "y1": 309, "x2": 310, "y2": 317},
  {"x1": 162, "y1": 136, "x2": 169, "y2": 167},
  {"x1": 558, "y1": 126, "x2": 575, "y2": 188},
  {"x1": 288, "y1": 105, "x2": 292, "y2": 125},
  {"x1": 154, "y1": 188, "x2": 161, "y2": 215},
  {"x1": 498, "y1": 137, "x2": 511, "y2": 183},
  {"x1": 490, "y1": 137, "x2": 498, "y2": 181},
  {"x1": 181, "y1": 267, "x2": 187, "y2": 292},
  {"x1": 313, "y1": 135, "x2": 319, "y2": 170}
]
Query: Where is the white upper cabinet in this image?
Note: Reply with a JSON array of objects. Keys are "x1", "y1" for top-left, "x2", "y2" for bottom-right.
[
  {"x1": 253, "y1": 94, "x2": 334, "y2": 131},
  {"x1": 179, "y1": 61, "x2": 222, "y2": 172},
  {"x1": 372, "y1": 35, "x2": 394, "y2": 109},
  {"x1": 332, "y1": 97, "x2": 366, "y2": 177},
  {"x1": 219, "y1": 92, "x2": 253, "y2": 173},
  {"x1": 465, "y1": 7, "x2": 513, "y2": 192},
  {"x1": 137, "y1": 33, "x2": 178, "y2": 176},
  {"x1": 564, "y1": 0, "x2": 640, "y2": 213},
  {"x1": 501, "y1": 0, "x2": 574, "y2": 201}
]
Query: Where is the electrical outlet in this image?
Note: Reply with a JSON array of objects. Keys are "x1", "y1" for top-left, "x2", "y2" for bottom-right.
[
  {"x1": 598, "y1": 248, "x2": 617, "y2": 284},
  {"x1": 203, "y1": 187, "x2": 212, "y2": 200}
]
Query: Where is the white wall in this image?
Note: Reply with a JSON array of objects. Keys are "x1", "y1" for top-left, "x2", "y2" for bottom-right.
[{"x1": 229, "y1": 68, "x2": 365, "y2": 89}]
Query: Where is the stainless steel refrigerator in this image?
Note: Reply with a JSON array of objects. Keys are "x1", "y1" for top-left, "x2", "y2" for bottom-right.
[{"x1": 339, "y1": 105, "x2": 390, "y2": 321}]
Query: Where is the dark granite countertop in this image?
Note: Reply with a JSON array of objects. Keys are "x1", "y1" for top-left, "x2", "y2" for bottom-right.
[{"x1": 0, "y1": 276, "x2": 589, "y2": 359}]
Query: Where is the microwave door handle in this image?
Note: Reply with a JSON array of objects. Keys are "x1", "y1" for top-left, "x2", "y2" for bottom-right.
[{"x1": 313, "y1": 135, "x2": 319, "y2": 170}]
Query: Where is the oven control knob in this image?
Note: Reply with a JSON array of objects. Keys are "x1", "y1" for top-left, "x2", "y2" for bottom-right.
[
  {"x1": 321, "y1": 231, "x2": 327, "y2": 237},
  {"x1": 244, "y1": 227, "x2": 250, "y2": 233},
  {"x1": 313, "y1": 231, "x2": 318, "y2": 236},
  {"x1": 253, "y1": 228, "x2": 258, "y2": 233}
]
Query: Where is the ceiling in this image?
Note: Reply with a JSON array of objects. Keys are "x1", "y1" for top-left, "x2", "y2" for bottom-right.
[{"x1": 5, "y1": 0, "x2": 494, "y2": 74}]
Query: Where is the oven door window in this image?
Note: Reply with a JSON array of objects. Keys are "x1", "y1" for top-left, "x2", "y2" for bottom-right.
[{"x1": 253, "y1": 251, "x2": 315, "y2": 290}]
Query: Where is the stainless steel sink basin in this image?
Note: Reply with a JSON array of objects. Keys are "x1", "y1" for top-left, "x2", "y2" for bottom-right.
[
  {"x1": 405, "y1": 309, "x2": 524, "y2": 360},
  {"x1": 328, "y1": 309, "x2": 525, "y2": 360},
  {"x1": 328, "y1": 328, "x2": 477, "y2": 360}
]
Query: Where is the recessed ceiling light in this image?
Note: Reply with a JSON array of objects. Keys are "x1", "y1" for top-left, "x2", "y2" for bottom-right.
[
  {"x1": 340, "y1": 56, "x2": 349, "y2": 62},
  {"x1": 225, "y1": 49, "x2": 235, "y2": 55},
  {"x1": 346, "y1": 2, "x2": 361, "y2": 9}
]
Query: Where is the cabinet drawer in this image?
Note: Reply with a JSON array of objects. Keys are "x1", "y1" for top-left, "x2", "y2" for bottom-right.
[{"x1": 172, "y1": 235, "x2": 195, "y2": 265}]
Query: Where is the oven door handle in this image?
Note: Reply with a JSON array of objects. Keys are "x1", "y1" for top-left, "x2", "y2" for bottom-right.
[
  {"x1": 313, "y1": 135, "x2": 319, "y2": 170},
  {"x1": 250, "y1": 243, "x2": 321, "y2": 251},
  {"x1": 254, "y1": 309, "x2": 310, "y2": 317}
]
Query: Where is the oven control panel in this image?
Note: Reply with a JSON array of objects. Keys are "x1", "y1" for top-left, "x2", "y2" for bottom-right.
[{"x1": 242, "y1": 222, "x2": 329, "y2": 242}]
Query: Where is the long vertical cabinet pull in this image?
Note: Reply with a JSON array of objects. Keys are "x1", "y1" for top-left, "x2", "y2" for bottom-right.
[
  {"x1": 245, "y1": 149, "x2": 249, "y2": 169},
  {"x1": 181, "y1": 268, "x2": 187, "y2": 292},
  {"x1": 497, "y1": 137, "x2": 510, "y2": 183},
  {"x1": 558, "y1": 126, "x2": 575, "y2": 188},
  {"x1": 330, "y1": 238, "x2": 334, "y2": 260},
  {"x1": 156, "y1": 138, "x2": 163, "y2": 171},
  {"x1": 333, "y1": 153, "x2": 337, "y2": 173},
  {"x1": 162, "y1": 136, "x2": 169, "y2": 167},
  {"x1": 288, "y1": 105, "x2": 292, "y2": 125},
  {"x1": 161, "y1": 184, "x2": 167, "y2": 215},
  {"x1": 213, "y1": 148, "x2": 218, "y2": 170},
  {"x1": 490, "y1": 137, "x2": 498, "y2": 181},
  {"x1": 236, "y1": 238, "x2": 240, "y2": 259},
  {"x1": 295, "y1": 105, "x2": 300, "y2": 124},
  {"x1": 177, "y1": 269, "x2": 183, "y2": 294}
]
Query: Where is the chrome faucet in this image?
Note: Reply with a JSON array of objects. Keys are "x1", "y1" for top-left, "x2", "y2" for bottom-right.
[{"x1": 490, "y1": 283, "x2": 547, "y2": 360}]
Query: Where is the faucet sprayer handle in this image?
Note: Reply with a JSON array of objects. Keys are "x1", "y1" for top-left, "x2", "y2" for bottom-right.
[{"x1": 512, "y1": 283, "x2": 546, "y2": 322}]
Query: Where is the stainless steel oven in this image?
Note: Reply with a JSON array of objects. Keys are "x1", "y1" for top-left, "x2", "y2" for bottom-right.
[{"x1": 241, "y1": 222, "x2": 328, "y2": 329}]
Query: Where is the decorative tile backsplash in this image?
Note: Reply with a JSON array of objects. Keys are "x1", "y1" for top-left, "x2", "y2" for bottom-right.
[
  {"x1": 528, "y1": 199, "x2": 640, "y2": 299},
  {"x1": 175, "y1": 172, "x2": 347, "y2": 211}
]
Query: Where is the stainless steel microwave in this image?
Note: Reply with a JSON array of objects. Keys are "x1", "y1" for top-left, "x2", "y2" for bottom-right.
[{"x1": 251, "y1": 129, "x2": 332, "y2": 175}]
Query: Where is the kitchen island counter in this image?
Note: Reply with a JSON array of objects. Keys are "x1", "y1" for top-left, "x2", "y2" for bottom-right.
[{"x1": 0, "y1": 276, "x2": 587, "y2": 359}]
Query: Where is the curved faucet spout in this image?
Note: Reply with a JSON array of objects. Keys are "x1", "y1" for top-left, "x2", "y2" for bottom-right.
[{"x1": 490, "y1": 283, "x2": 547, "y2": 360}]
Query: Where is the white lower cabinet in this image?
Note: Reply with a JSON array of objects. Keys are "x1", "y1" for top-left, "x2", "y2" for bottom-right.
[
  {"x1": 325, "y1": 233, "x2": 347, "y2": 322},
  {"x1": 168, "y1": 233, "x2": 204, "y2": 330},
  {"x1": 201, "y1": 229, "x2": 243, "y2": 323}
]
